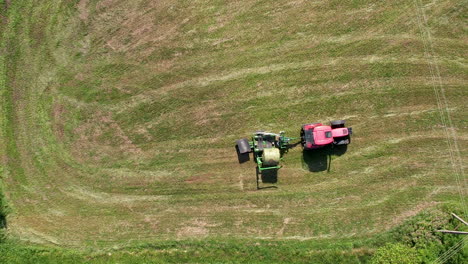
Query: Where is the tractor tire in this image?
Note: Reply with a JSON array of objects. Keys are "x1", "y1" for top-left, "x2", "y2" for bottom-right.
[
  {"x1": 333, "y1": 136, "x2": 350, "y2": 145},
  {"x1": 300, "y1": 129, "x2": 305, "y2": 148},
  {"x1": 330, "y1": 120, "x2": 346, "y2": 128},
  {"x1": 236, "y1": 138, "x2": 251, "y2": 154}
]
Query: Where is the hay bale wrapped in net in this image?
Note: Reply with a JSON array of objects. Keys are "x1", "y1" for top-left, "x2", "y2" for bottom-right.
[{"x1": 262, "y1": 148, "x2": 280, "y2": 166}]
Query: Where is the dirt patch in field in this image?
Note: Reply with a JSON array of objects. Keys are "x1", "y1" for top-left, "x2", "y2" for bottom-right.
[
  {"x1": 72, "y1": 111, "x2": 142, "y2": 163},
  {"x1": 276, "y1": 217, "x2": 292, "y2": 236},
  {"x1": 192, "y1": 101, "x2": 222, "y2": 126},
  {"x1": 143, "y1": 215, "x2": 160, "y2": 231},
  {"x1": 96, "y1": 0, "x2": 116, "y2": 10},
  {"x1": 177, "y1": 218, "x2": 219, "y2": 238},
  {"x1": 77, "y1": 0, "x2": 89, "y2": 21},
  {"x1": 52, "y1": 103, "x2": 66, "y2": 140},
  {"x1": 184, "y1": 173, "x2": 215, "y2": 183},
  {"x1": 177, "y1": 226, "x2": 208, "y2": 237},
  {"x1": 92, "y1": 0, "x2": 179, "y2": 56}
]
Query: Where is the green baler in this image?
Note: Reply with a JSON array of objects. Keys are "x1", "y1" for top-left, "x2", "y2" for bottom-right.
[{"x1": 236, "y1": 131, "x2": 296, "y2": 171}]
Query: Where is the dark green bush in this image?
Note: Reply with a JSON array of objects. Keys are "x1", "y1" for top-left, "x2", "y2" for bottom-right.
[
  {"x1": 370, "y1": 243, "x2": 420, "y2": 264},
  {"x1": 385, "y1": 206, "x2": 467, "y2": 264}
]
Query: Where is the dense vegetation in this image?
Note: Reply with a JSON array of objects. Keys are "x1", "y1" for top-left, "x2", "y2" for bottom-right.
[{"x1": 0, "y1": 0, "x2": 466, "y2": 263}]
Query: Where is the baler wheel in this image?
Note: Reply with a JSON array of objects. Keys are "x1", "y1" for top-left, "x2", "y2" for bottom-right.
[
  {"x1": 236, "y1": 138, "x2": 251, "y2": 164},
  {"x1": 236, "y1": 138, "x2": 251, "y2": 154}
]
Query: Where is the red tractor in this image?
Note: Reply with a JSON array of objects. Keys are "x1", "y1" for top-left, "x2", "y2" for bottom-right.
[{"x1": 300, "y1": 120, "x2": 352, "y2": 150}]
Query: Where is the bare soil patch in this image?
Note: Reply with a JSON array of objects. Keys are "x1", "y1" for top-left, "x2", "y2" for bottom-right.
[
  {"x1": 72, "y1": 111, "x2": 142, "y2": 162},
  {"x1": 77, "y1": 0, "x2": 89, "y2": 21},
  {"x1": 184, "y1": 173, "x2": 215, "y2": 184},
  {"x1": 52, "y1": 103, "x2": 66, "y2": 140}
]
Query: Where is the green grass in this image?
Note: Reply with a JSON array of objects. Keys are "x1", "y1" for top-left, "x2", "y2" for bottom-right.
[
  {"x1": 0, "y1": 238, "x2": 375, "y2": 264},
  {"x1": 0, "y1": 0, "x2": 467, "y2": 262}
]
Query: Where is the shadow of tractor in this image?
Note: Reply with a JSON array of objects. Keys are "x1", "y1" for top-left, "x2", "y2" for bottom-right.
[{"x1": 302, "y1": 145, "x2": 348, "y2": 172}]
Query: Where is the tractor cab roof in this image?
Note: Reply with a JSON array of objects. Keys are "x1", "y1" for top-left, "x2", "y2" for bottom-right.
[
  {"x1": 313, "y1": 126, "x2": 333, "y2": 145},
  {"x1": 303, "y1": 124, "x2": 333, "y2": 146},
  {"x1": 313, "y1": 125, "x2": 332, "y2": 133}
]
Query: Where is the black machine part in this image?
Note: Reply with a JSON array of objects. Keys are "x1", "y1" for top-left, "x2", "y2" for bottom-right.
[
  {"x1": 236, "y1": 138, "x2": 251, "y2": 154},
  {"x1": 333, "y1": 137, "x2": 350, "y2": 145},
  {"x1": 300, "y1": 128, "x2": 315, "y2": 147},
  {"x1": 330, "y1": 120, "x2": 346, "y2": 128},
  {"x1": 333, "y1": 127, "x2": 352, "y2": 145}
]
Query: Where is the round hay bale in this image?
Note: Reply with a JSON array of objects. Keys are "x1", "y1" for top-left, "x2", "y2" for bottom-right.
[{"x1": 262, "y1": 148, "x2": 280, "y2": 166}]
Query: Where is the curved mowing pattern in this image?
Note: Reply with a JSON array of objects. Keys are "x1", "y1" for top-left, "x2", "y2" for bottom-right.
[{"x1": 0, "y1": 0, "x2": 466, "y2": 247}]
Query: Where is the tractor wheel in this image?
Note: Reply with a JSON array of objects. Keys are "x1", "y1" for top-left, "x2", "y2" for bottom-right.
[
  {"x1": 330, "y1": 120, "x2": 345, "y2": 128},
  {"x1": 300, "y1": 129, "x2": 305, "y2": 148},
  {"x1": 236, "y1": 138, "x2": 251, "y2": 154}
]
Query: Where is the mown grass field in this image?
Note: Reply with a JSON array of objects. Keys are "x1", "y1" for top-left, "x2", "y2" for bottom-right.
[{"x1": 0, "y1": 0, "x2": 467, "y2": 262}]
